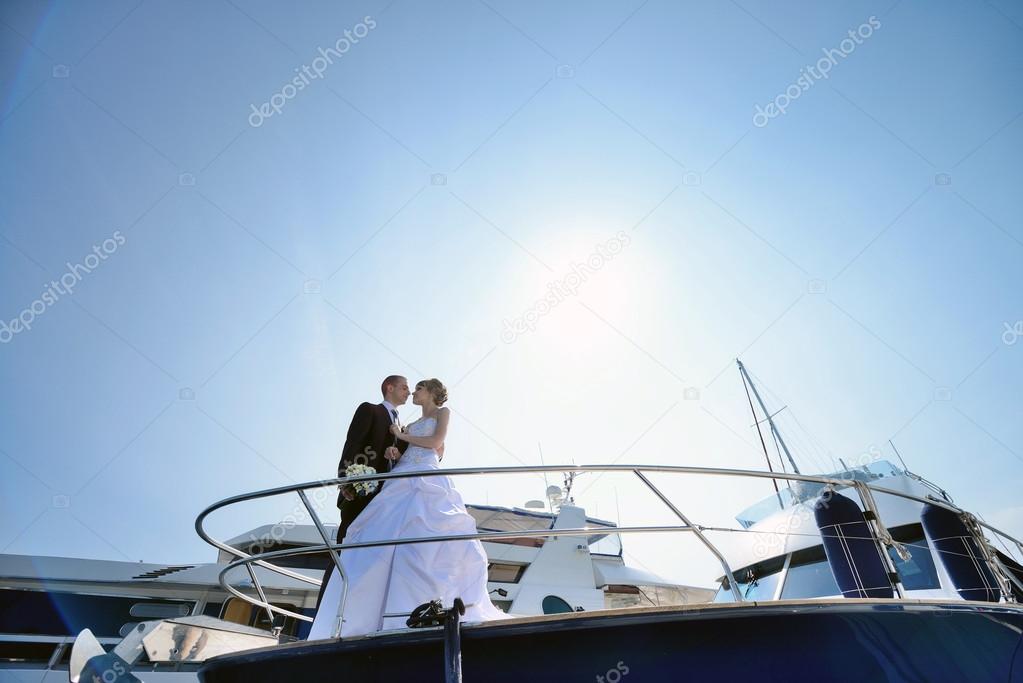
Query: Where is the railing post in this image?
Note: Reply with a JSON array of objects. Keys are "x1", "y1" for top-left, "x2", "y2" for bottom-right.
[
  {"x1": 962, "y1": 512, "x2": 1020, "y2": 603},
  {"x1": 992, "y1": 556, "x2": 1023, "y2": 601},
  {"x1": 297, "y1": 489, "x2": 349, "y2": 637},
  {"x1": 851, "y1": 482, "x2": 906, "y2": 599},
  {"x1": 244, "y1": 563, "x2": 276, "y2": 626},
  {"x1": 634, "y1": 470, "x2": 743, "y2": 602}
]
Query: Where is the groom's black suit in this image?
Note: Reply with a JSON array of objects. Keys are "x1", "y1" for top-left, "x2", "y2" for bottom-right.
[
  {"x1": 335, "y1": 402, "x2": 409, "y2": 540},
  {"x1": 314, "y1": 401, "x2": 409, "y2": 613}
]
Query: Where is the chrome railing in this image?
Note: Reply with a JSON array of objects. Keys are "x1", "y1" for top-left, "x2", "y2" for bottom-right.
[{"x1": 195, "y1": 464, "x2": 1023, "y2": 637}]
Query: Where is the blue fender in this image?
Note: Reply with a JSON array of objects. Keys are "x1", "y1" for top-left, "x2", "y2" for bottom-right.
[
  {"x1": 921, "y1": 504, "x2": 1000, "y2": 602},
  {"x1": 814, "y1": 492, "x2": 893, "y2": 598}
]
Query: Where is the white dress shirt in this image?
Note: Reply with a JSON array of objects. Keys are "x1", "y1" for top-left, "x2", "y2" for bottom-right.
[{"x1": 381, "y1": 400, "x2": 399, "y2": 425}]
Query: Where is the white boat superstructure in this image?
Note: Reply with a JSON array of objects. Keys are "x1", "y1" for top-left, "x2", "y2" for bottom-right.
[
  {"x1": 705, "y1": 362, "x2": 1023, "y2": 605},
  {"x1": 710, "y1": 459, "x2": 1020, "y2": 603},
  {"x1": 0, "y1": 501, "x2": 707, "y2": 681}
]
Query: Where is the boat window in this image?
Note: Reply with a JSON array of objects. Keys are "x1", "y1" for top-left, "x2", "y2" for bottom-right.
[
  {"x1": 742, "y1": 570, "x2": 782, "y2": 601},
  {"x1": 714, "y1": 578, "x2": 747, "y2": 602},
  {"x1": 541, "y1": 595, "x2": 574, "y2": 614},
  {"x1": 203, "y1": 600, "x2": 224, "y2": 617},
  {"x1": 776, "y1": 544, "x2": 839, "y2": 599},
  {"x1": 487, "y1": 562, "x2": 526, "y2": 583},
  {"x1": 219, "y1": 598, "x2": 304, "y2": 637},
  {"x1": 55, "y1": 642, "x2": 116, "y2": 666},
  {"x1": 253, "y1": 603, "x2": 299, "y2": 633},
  {"x1": 589, "y1": 533, "x2": 623, "y2": 557},
  {"x1": 0, "y1": 589, "x2": 194, "y2": 638},
  {"x1": 605, "y1": 585, "x2": 697, "y2": 609},
  {"x1": 780, "y1": 553, "x2": 840, "y2": 600},
  {"x1": 0, "y1": 640, "x2": 60, "y2": 665},
  {"x1": 129, "y1": 602, "x2": 192, "y2": 618},
  {"x1": 889, "y1": 524, "x2": 940, "y2": 590},
  {"x1": 777, "y1": 524, "x2": 940, "y2": 599},
  {"x1": 735, "y1": 461, "x2": 902, "y2": 528},
  {"x1": 714, "y1": 555, "x2": 786, "y2": 602}
]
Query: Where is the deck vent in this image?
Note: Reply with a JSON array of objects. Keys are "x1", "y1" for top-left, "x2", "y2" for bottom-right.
[{"x1": 132, "y1": 565, "x2": 196, "y2": 579}]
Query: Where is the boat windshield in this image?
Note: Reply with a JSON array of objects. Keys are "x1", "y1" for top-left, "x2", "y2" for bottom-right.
[
  {"x1": 590, "y1": 532, "x2": 623, "y2": 556},
  {"x1": 735, "y1": 460, "x2": 903, "y2": 528}
]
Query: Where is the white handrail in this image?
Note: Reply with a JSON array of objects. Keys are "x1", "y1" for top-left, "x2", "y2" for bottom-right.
[{"x1": 196, "y1": 464, "x2": 1023, "y2": 630}]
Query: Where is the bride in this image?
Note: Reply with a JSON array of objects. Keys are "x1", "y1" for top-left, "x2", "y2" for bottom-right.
[{"x1": 308, "y1": 378, "x2": 508, "y2": 639}]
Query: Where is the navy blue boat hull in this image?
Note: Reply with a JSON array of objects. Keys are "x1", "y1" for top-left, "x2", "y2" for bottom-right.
[{"x1": 200, "y1": 601, "x2": 1023, "y2": 683}]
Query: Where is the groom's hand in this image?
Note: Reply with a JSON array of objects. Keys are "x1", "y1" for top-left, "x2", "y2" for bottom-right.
[
  {"x1": 384, "y1": 446, "x2": 401, "y2": 461},
  {"x1": 339, "y1": 484, "x2": 355, "y2": 501}
]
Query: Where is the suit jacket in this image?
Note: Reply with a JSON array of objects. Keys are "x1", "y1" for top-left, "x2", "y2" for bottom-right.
[{"x1": 335, "y1": 402, "x2": 409, "y2": 540}]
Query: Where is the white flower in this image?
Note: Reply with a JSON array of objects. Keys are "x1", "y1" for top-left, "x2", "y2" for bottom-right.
[{"x1": 345, "y1": 463, "x2": 379, "y2": 497}]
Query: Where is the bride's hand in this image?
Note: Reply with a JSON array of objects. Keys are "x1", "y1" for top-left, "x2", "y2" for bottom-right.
[{"x1": 389, "y1": 423, "x2": 403, "y2": 438}]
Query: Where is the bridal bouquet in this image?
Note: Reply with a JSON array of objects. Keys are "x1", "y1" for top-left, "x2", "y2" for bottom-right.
[{"x1": 344, "y1": 463, "x2": 379, "y2": 497}]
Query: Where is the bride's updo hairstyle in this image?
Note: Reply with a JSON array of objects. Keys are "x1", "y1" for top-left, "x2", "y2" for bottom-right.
[{"x1": 417, "y1": 378, "x2": 448, "y2": 406}]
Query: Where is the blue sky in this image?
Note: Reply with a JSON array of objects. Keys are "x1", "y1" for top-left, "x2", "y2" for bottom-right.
[{"x1": 1, "y1": 0, "x2": 1021, "y2": 587}]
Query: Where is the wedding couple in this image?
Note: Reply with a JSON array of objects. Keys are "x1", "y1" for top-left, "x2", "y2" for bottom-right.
[{"x1": 307, "y1": 375, "x2": 507, "y2": 639}]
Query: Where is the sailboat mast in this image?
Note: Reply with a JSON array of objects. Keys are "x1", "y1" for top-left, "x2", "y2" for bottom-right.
[
  {"x1": 736, "y1": 360, "x2": 801, "y2": 475},
  {"x1": 740, "y1": 362, "x2": 783, "y2": 504}
]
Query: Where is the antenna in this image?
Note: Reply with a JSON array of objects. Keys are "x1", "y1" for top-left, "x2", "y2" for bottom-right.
[
  {"x1": 888, "y1": 439, "x2": 952, "y2": 502},
  {"x1": 889, "y1": 439, "x2": 910, "y2": 473},
  {"x1": 738, "y1": 360, "x2": 801, "y2": 474},
  {"x1": 537, "y1": 443, "x2": 553, "y2": 512},
  {"x1": 615, "y1": 487, "x2": 621, "y2": 527}
]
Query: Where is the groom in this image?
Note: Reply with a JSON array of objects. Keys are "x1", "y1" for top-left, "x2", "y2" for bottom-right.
[
  {"x1": 336, "y1": 375, "x2": 411, "y2": 536},
  {"x1": 314, "y1": 375, "x2": 411, "y2": 611}
]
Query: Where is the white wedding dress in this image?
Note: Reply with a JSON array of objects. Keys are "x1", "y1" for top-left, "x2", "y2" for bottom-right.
[{"x1": 308, "y1": 415, "x2": 508, "y2": 639}]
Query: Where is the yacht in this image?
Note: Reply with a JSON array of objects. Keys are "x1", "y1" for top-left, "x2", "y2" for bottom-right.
[
  {"x1": 0, "y1": 501, "x2": 708, "y2": 681},
  {"x1": 10, "y1": 363, "x2": 1023, "y2": 681},
  {"x1": 188, "y1": 461, "x2": 1023, "y2": 683},
  {"x1": 191, "y1": 365, "x2": 1023, "y2": 682},
  {"x1": 714, "y1": 458, "x2": 1023, "y2": 603}
]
